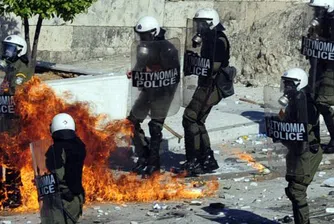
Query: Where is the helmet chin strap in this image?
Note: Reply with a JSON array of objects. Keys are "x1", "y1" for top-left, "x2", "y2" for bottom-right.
[
  {"x1": 151, "y1": 30, "x2": 157, "y2": 38},
  {"x1": 208, "y1": 21, "x2": 214, "y2": 30}
]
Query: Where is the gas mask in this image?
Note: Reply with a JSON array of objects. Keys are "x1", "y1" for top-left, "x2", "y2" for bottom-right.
[
  {"x1": 308, "y1": 6, "x2": 328, "y2": 38},
  {"x1": 192, "y1": 19, "x2": 211, "y2": 48},
  {"x1": 0, "y1": 42, "x2": 19, "y2": 71},
  {"x1": 278, "y1": 79, "x2": 299, "y2": 107}
]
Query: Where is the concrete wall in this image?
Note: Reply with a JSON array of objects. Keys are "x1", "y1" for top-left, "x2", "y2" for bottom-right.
[
  {"x1": 0, "y1": 0, "x2": 306, "y2": 63},
  {"x1": 1, "y1": 0, "x2": 312, "y2": 85},
  {"x1": 46, "y1": 74, "x2": 129, "y2": 120}
]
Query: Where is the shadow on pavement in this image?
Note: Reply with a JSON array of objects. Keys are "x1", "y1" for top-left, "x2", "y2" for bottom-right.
[
  {"x1": 198, "y1": 206, "x2": 279, "y2": 224},
  {"x1": 241, "y1": 111, "x2": 265, "y2": 134},
  {"x1": 109, "y1": 140, "x2": 185, "y2": 172}
]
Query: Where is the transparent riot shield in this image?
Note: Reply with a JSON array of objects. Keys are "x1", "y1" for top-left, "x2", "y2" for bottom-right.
[
  {"x1": 130, "y1": 38, "x2": 181, "y2": 120},
  {"x1": 183, "y1": 18, "x2": 217, "y2": 106},
  {"x1": 0, "y1": 94, "x2": 18, "y2": 133},
  {"x1": 30, "y1": 139, "x2": 63, "y2": 224},
  {"x1": 264, "y1": 85, "x2": 309, "y2": 175},
  {"x1": 264, "y1": 85, "x2": 308, "y2": 143}
]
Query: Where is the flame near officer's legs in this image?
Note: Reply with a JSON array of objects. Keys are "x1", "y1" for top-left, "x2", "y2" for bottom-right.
[
  {"x1": 236, "y1": 152, "x2": 266, "y2": 173},
  {"x1": 0, "y1": 77, "x2": 218, "y2": 212}
]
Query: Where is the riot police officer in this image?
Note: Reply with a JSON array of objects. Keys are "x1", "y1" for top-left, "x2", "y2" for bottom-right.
[
  {"x1": 127, "y1": 16, "x2": 180, "y2": 176},
  {"x1": 0, "y1": 35, "x2": 33, "y2": 208},
  {"x1": 181, "y1": 8, "x2": 234, "y2": 175},
  {"x1": 45, "y1": 113, "x2": 86, "y2": 224},
  {"x1": 307, "y1": 0, "x2": 334, "y2": 153},
  {"x1": 279, "y1": 68, "x2": 321, "y2": 224}
]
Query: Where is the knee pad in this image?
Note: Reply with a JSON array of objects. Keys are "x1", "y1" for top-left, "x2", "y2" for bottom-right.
[
  {"x1": 317, "y1": 103, "x2": 331, "y2": 114},
  {"x1": 127, "y1": 115, "x2": 141, "y2": 130},
  {"x1": 285, "y1": 182, "x2": 307, "y2": 204},
  {"x1": 148, "y1": 120, "x2": 163, "y2": 138}
]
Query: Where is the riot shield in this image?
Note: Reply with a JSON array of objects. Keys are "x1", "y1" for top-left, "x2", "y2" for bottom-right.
[
  {"x1": 264, "y1": 85, "x2": 308, "y2": 143},
  {"x1": 300, "y1": 6, "x2": 334, "y2": 96},
  {"x1": 264, "y1": 85, "x2": 309, "y2": 176},
  {"x1": 183, "y1": 18, "x2": 217, "y2": 106},
  {"x1": 30, "y1": 139, "x2": 63, "y2": 224},
  {"x1": 0, "y1": 93, "x2": 18, "y2": 133},
  {"x1": 130, "y1": 38, "x2": 181, "y2": 120}
]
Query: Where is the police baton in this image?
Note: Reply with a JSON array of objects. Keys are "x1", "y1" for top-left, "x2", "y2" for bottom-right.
[
  {"x1": 239, "y1": 98, "x2": 264, "y2": 108},
  {"x1": 163, "y1": 123, "x2": 183, "y2": 143}
]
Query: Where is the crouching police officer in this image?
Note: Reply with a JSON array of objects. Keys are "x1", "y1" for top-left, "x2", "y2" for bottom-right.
[
  {"x1": 45, "y1": 113, "x2": 86, "y2": 223},
  {"x1": 0, "y1": 35, "x2": 33, "y2": 208},
  {"x1": 277, "y1": 68, "x2": 322, "y2": 224},
  {"x1": 181, "y1": 8, "x2": 235, "y2": 176},
  {"x1": 127, "y1": 16, "x2": 180, "y2": 176}
]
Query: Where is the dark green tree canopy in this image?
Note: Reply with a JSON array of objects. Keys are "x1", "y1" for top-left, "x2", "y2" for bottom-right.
[
  {"x1": 0, "y1": 0, "x2": 96, "y2": 21},
  {"x1": 0, "y1": 0, "x2": 97, "y2": 69}
]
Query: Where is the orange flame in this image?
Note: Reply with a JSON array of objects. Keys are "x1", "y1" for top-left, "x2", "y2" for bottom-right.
[
  {"x1": 0, "y1": 77, "x2": 218, "y2": 212},
  {"x1": 236, "y1": 152, "x2": 265, "y2": 173}
]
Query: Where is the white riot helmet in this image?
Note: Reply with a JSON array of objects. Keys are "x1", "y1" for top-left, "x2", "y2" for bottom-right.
[
  {"x1": 309, "y1": 0, "x2": 334, "y2": 12},
  {"x1": 2, "y1": 35, "x2": 27, "y2": 60},
  {"x1": 278, "y1": 68, "x2": 309, "y2": 106},
  {"x1": 134, "y1": 16, "x2": 160, "y2": 41},
  {"x1": 281, "y1": 68, "x2": 308, "y2": 91},
  {"x1": 50, "y1": 113, "x2": 76, "y2": 134},
  {"x1": 194, "y1": 8, "x2": 220, "y2": 30}
]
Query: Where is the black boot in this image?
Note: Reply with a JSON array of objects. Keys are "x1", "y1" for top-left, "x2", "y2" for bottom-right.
[
  {"x1": 144, "y1": 145, "x2": 161, "y2": 176},
  {"x1": 180, "y1": 158, "x2": 205, "y2": 176},
  {"x1": 145, "y1": 163, "x2": 160, "y2": 176},
  {"x1": 201, "y1": 149, "x2": 219, "y2": 172},
  {"x1": 2, "y1": 184, "x2": 22, "y2": 209},
  {"x1": 2, "y1": 169, "x2": 22, "y2": 209},
  {"x1": 324, "y1": 139, "x2": 334, "y2": 154},
  {"x1": 132, "y1": 157, "x2": 148, "y2": 174},
  {"x1": 145, "y1": 119, "x2": 163, "y2": 176}
]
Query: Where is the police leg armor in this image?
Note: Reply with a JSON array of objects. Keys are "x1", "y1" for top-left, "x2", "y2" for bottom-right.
[
  {"x1": 199, "y1": 85, "x2": 222, "y2": 171},
  {"x1": 3, "y1": 168, "x2": 22, "y2": 208},
  {"x1": 127, "y1": 112, "x2": 150, "y2": 174},
  {"x1": 62, "y1": 194, "x2": 85, "y2": 224},
  {"x1": 182, "y1": 108, "x2": 204, "y2": 176},
  {"x1": 198, "y1": 114, "x2": 219, "y2": 172},
  {"x1": 316, "y1": 97, "x2": 334, "y2": 152},
  {"x1": 285, "y1": 143, "x2": 323, "y2": 224},
  {"x1": 285, "y1": 182, "x2": 310, "y2": 224},
  {"x1": 182, "y1": 87, "x2": 215, "y2": 175},
  {"x1": 145, "y1": 119, "x2": 164, "y2": 175}
]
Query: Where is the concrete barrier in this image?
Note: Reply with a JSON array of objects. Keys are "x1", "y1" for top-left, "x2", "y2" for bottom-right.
[{"x1": 46, "y1": 74, "x2": 129, "y2": 120}]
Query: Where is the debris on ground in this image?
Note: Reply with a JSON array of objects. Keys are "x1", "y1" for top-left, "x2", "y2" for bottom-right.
[
  {"x1": 321, "y1": 178, "x2": 334, "y2": 188},
  {"x1": 277, "y1": 215, "x2": 293, "y2": 223},
  {"x1": 189, "y1": 201, "x2": 202, "y2": 206},
  {"x1": 326, "y1": 208, "x2": 334, "y2": 213}
]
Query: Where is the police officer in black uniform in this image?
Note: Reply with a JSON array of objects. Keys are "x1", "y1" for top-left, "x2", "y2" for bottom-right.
[
  {"x1": 182, "y1": 8, "x2": 233, "y2": 175},
  {"x1": 306, "y1": 0, "x2": 334, "y2": 153},
  {"x1": 127, "y1": 16, "x2": 180, "y2": 176},
  {"x1": 45, "y1": 113, "x2": 86, "y2": 223},
  {"x1": 0, "y1": 35, "x2": 34, "y2": 208},
  {"x1": 276, "y1": 68, "x2": 322, "y2": 224}
]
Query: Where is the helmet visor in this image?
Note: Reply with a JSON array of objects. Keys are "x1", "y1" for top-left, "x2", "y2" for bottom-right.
[
  {"x1": 193, "y1": 18, "x2": 211, "y2": 34},
  {"x1": 134, "y1": 27, "x2": 157, "y2": 41},
  {"x1": 2, "y1": 43, "x2": 18, "y2": 61},
  {"x1": 280, "y1": 77, "x2": 300, "y2": 93}
]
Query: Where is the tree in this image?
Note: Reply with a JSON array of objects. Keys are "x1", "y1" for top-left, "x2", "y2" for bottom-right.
[{"x1": 0, "y1": 0, "x2": 97, "y2": 70}]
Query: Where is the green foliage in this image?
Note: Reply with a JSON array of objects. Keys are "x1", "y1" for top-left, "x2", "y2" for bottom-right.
[{"x1": 0, "y1": 0, "x2": 97, "y2": 21}]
